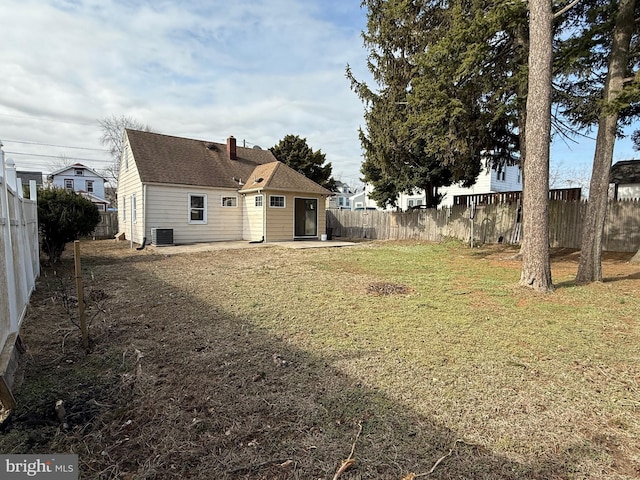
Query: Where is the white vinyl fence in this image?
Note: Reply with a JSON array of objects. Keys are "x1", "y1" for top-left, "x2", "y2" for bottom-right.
[{"x1": 0, "y1": 144, "x2": 40, "y2": 407}]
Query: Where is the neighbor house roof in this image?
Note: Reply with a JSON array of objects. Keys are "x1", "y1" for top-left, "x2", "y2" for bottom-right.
[
  {"x1": 17, "y1": 171, "x2": 43, "y2": 186},
  {"x1": 610, "y1": 159, "x2": 640, "y2": 184},
  {"x1": 48, "y1": 163, "x2": 105, "y2": 179},
  {"x1": 240, "y1": 161, "x2": 333, "y2": 196},
  {"x1": 126, "y1": 129, "x2": 278, "y2": 189}
]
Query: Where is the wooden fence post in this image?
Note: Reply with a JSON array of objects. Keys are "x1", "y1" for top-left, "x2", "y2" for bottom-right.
[{"x1": 73, "y1": 241, "x2": 89, "y2": 351}]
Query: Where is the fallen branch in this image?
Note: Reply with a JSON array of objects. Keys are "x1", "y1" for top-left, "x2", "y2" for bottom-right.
[
  {"x1": 332, "y1": 421, "x2": 363, "y2": 480},
  {"x1": 403, "y1": 439, "x2": 464, "y2": 479}
]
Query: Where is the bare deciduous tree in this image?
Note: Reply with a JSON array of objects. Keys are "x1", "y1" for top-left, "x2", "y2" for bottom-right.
[{"x1": 99, "y1": 115, "x2": 151, "y2": 184}]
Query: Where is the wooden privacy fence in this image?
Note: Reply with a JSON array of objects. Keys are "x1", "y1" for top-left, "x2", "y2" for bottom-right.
[
  {"x1": 0, "y1": 152, "x2": 40, "y2": 407},
  {"x1": 327, "y1": 199, "x2": 640, "y2": 253},
  {"x1": 92, "y1": 212, "x2": 118, "y2": 239}
]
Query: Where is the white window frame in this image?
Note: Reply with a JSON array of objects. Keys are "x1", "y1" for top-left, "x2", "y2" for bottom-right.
[
  {"x1": 188, "y1": 193, "x2": 207, "y2": 224},
  {"x1": 407, "y1": 198, "x2": 423, "y2": 208},
  {"x1": 221, "y1": 196, "x2": 238, "y2": 207},
  {"x1": 75, "y1": 169, "x2": 84, "y2": 176},
  {"x1": 255, "y1": 195, "x2": 263, "y2": 207},
  {"x1": 64, "y1": 179, "x2": 74, "y2": 190},
  {"x1": 86, "y1": 180, "x2": 94, "y2": 193},
  {"x1": 131, "y1": 194, "x2": 137, "y2": 224},
  {"x1": 269, "y1": 195, "x2": 286, "y2": 208}
]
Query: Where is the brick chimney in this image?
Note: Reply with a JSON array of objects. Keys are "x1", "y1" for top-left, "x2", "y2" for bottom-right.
[{"x1": 227, "y1": 136, "x2": 237, "y2": 160}]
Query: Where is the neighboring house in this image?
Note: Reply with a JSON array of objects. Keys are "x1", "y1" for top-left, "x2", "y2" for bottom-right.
[
  {"x1": 327, "y1": 180, "x2": 354, "y2": 210},
  {"x1": 117, "y1": 129, "x2": 333, "y2": 245},
  {"x1": 610, "y1": 159, "x2": 640, "y2": 200},
  {"x1": 350, "y1": 164, "x2": 522, "y2": 210},
  {"x1": 440, "y1": 164, "x2": 522, "y2": 208},
  {"x1": 47, "y1": 163, "x2": 110, "y2": 211},
  {"x1": 349, "y1": 184, "x2": 390, "y2": 211}
]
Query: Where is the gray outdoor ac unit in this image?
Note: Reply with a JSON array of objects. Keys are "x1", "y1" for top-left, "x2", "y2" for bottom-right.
[{"x1": 151, "y1": 228, "x2": 173, "y2": 246}]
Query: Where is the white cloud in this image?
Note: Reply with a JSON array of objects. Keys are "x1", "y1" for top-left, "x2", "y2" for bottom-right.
[{"x1": 1, "y1": 0, "x2": 368, "y2": 184}]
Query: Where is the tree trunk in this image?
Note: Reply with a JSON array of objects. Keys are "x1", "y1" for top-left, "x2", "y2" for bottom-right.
[
  {"x1": 576, "y1": 0, "x2": 635, "y2": 283},
  {"x1": 519, "y1": 0, "x2": 553, "y2": 291}
]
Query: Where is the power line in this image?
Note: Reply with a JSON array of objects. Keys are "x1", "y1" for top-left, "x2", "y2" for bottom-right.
[
  {"x1": 2, "y1": 139, "x2": 110, "y2": 152},
  {"x1": 5, "y1": 151, "x2": 112, "y2": 163},
  {"x1": 0, "y1": 111, "x2": 96, "y2": 127}
]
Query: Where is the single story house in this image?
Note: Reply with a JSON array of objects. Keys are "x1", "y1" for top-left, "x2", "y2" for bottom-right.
[
  {"x1": 117, "y1": 129, "x2": 333, "y2": 245},
  {"x1": 610, "y1": 159, "x2": 640, "y2": 200}
]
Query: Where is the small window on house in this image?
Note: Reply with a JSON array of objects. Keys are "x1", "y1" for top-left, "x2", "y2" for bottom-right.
[
  {"x1": 189, "y1": 194, "x2": 207, "y2": 223},
  {"x1": 221, "y1": 196, "x2": 237, "y2": 207},
  {"x1": 64, "y1": 179, "x2": 74, "y2": 190},
  {"x1": 86, "y1": 180, "x2": 94, "y2": 192},
  {"x1": 97, "y1": 204, "x2": 105, "y2": 211},
  {"x1": 270, "y1": 195, "x2": 285, "y2": 208},
  {"x1": 131, "y1": 194, "x2": 137, "y2": 223},
  {"x1": 122, "y1": 197, "x2": 126, "y2": 222},
  {"x1": 75, "y1": 169, "x2": 84, "y2": 176},
  {"x1": 408, "y1": 198, "x2": 423, "y2": 208},
  {"x1": 338, "y1": 197, "x2": 345, "y2": 207},
  {"x1": 255, "y1": 195, "x2": 263, "y2": 207},
  {"x1": 497, "y1": 168, "x2": 506, "y2": 182}
]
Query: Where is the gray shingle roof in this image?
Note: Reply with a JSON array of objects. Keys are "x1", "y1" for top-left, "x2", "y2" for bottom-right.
[
  {"x1": 240, "y1": 161, "x2": 333, "y2": 195},
  {"x1": 126, "y1": 129, "x2": 277, "y2": 189},
  {"x1": 610, "y1": 159, "x2": 640, "y2": 184}
]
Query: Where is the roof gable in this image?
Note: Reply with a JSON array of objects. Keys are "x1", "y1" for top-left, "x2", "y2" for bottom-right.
[
  {"x1": 126, "y1": 129, "x2": 277, "y2": 188},
  {"x1": 610, "y1": 159, "x2": 640, "y2": 184},
  {"x1": 240, "y1": 161, "x2": 333, "y2": 195},
  {"x1": 49, "y1": 163, "x2": 105, "y2": 179}
]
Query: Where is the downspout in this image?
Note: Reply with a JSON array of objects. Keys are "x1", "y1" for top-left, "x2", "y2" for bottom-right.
[
  {"x1": 143, "y1": 184, "x2": 147, "y2": 244},
  {"x1": 262, "y1": 189, "x2": 266, "y2": 243}
]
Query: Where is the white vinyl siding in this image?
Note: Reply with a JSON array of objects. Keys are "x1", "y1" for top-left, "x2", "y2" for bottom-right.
[
  {"x1": 116, "y1": 135, "x2": 144, "y2": 244},
  {"x1": 243, "y1": 194, "x2": 264, "y2": 241},
  {"x1": 146, "y1": 185, "x2": 243, "y2": 244}
]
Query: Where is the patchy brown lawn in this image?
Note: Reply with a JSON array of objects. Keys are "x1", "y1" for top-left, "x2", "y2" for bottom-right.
[{"x1": 1, "y1": 240, "x2": 638, "y2": 479}]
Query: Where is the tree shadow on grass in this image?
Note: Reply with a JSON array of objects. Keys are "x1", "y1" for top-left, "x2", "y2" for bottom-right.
[{"x1": 4, "y1": 250, "x2": 589, "y2": 479}]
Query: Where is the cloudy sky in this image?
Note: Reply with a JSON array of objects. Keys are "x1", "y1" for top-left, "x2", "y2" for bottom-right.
[{"x1": 1, "y1": 0, "x2": 638, "y2": 189}]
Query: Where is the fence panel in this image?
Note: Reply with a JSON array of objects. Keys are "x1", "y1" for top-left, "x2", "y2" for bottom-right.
[
  {"x1": 1, "y1": 153, "x2": 40, "y2": 407},
  {"x1": 92, "y1": 212, "x2": 118, "y2": 239},
  {"x1": 328, "y1": 199, "x2": 640, "y2": 252}
]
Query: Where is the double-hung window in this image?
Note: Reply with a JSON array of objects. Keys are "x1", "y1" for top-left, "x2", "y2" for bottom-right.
[
  {"x1": 131, "y1": 194, "x2": 137, "y2": 223},
  {"x1": 255, "y1": 195, "x2": 263, "y2": 207},
  {"x1": 86, "y1": 180, "x2": 94, "y2": 193},
  {"x1": 189, "y1": 194, "x2": 207, "y2": 224}
]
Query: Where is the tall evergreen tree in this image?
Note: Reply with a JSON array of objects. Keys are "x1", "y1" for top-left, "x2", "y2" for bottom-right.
[
  {"x1": 520, "y1": 0, "x2": 554, "y2": 291},
  {"x1": 348, "y1": 0, "x2": 528, "y2": 208},
  {"x1": 555, "y1": 0, "x2": 640, "y2": 282},
  {"x1": 269, "y1": 135, "x2": 336, "y2": 190}
]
